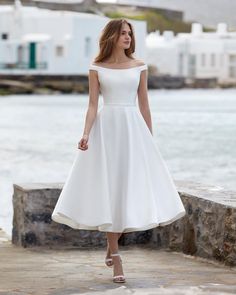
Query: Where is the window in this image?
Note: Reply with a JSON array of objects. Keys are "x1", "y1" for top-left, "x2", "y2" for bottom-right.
[
  {"x1": 41, "y1": 46, "x2": 47, "y2": 63},
  {"x1": 188, "y1": 54, "x2": 196, "y2": 77},
  {"x1": 178, "y1": 53, "x2": 183, "y2": 75},
  {"x1": 1, "y1": 33, "x2": 8, "y2": 40},
  {"x1": 220, "y1": 54, "x2": 224, "y2": 66},
  {"x1": 229, "y1": 67, "x2": 236, "y2": 78},
  {"x1": 211, "y1": 53, "x2": 215, "y2": 67},
  {"x1": 229, "y1": 54, "x2": 236, "y2": 63},
  {"x1": 84, "y1": 37, "x2": 91, "y2": 57},
  {"x1": 55, "y1": 45, "x2": 64, "y2": 57},
  {"x1": 229, "y1": 54, "x2": 236, "y2": 78},
  {"x1": 201, "y1": 53, "x2": 205, "y2": 67},
  {"x1": 17, "y1": 45, "x2": 24, "y2": 63}
]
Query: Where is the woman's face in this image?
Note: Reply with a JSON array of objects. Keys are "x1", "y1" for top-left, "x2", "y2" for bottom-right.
[{"x1": 116, "y1": 22, "x2": 132, "y2": 50}]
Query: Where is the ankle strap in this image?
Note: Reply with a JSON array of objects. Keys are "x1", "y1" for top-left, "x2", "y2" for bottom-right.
[{"x1": 111, "y1": 253, "x2": 120, "y2": 256}]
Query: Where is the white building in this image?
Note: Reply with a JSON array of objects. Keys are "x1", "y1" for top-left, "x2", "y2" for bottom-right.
[
  {"x1": 146, "y1": 23, "x2": 236, "y2": 84},
  {"x1": 0, "y1": 1, "x2": 147, "y2": 75}
]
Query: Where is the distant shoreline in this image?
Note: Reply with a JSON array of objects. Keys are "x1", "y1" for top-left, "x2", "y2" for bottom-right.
[{"x1": 0, "y1": 74, "x2": 235, "y2": 95}]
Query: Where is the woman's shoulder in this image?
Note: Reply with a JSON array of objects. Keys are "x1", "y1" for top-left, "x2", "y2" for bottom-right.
[
  {"x1": 133, "y1": 58, "x2": 146, "y2": 66},
  {"x1": 132, "y1": 59, "x2": 147, "y2": 72},
  {"x1": 89, "y1": 61, "x2": 101, "y2": 71}
]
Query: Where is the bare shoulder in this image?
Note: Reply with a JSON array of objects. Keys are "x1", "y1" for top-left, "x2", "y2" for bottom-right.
[
  {"x1": 90, "y1": 60, "x2": 106, "y2": 67},
  {"x1": 133, "y1": 58, "x2": 146, "y2": 66}
]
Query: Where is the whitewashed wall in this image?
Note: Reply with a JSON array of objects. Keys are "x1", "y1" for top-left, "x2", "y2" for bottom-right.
[
  {"x1": 0, "y1": 5, "x2": 147, "y2": 75},
  {"x1": 146, "y1": 23, "x2": 236, "y2": 83}
]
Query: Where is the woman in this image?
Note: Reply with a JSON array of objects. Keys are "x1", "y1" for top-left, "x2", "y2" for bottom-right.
[{"x1": 51, "y1": 18, "x2": 186, "y2": 284}]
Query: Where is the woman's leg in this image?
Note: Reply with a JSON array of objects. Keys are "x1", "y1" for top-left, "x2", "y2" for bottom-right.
[
  {"x1": 106, "y1": 232, "x2": 125, "y2": 278},
  {"x1": 106, "y1": 232, "x2": 123, "y2": 260}
]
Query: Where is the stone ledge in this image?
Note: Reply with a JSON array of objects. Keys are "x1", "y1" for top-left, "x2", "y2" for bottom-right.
[
  {"x1": 150, "y1": 180, "x2": 236, "y2": 266},
  {"x1": 175, "y1": 180, "x2": 236, "y2": 207},
  {"x1": 13, "y1": 182, "x2": 64, "y2": 192},
  {"x1": 12, "y1": 180, "x2": 236, "y2": 266}
]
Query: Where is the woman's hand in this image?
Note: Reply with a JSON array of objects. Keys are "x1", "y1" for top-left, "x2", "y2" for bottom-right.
[{"x1": 78, "y1": 134, "x2": 89, "y2": 151}]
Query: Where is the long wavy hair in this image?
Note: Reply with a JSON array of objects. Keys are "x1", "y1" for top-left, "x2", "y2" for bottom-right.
[{"x1": 93, "y1": 18, "x2": 136, "y2": 63}]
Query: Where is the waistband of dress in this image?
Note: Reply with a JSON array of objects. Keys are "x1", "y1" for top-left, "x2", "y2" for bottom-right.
[{"x1": 103, "y1": 103, "x2": 136, "y2": 107}]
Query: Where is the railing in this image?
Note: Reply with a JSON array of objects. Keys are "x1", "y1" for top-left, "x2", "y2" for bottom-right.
[{"x1": 0, "y1": 62, "x2": 48, "y2": 70}]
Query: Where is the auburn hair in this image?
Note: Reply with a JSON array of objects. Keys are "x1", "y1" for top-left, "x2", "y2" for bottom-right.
[{"x1": 94, "y1": 18, "x2": 135, "y2": 63}]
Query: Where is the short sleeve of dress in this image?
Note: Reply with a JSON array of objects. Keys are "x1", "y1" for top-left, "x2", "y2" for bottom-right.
[
  {"x1": 89, "y1": 64, "x2": 99, "y2": 71},
  {"x1": 139, "y1": 64, "x2": 148, "y2": 72}
]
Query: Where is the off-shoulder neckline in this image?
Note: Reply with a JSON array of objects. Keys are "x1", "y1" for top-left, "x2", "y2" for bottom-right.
[{"x1": 90, "y1": 64, "x2": 147, "y2": 70}]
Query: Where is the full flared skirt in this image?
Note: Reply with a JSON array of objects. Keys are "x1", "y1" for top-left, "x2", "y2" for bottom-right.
[{"x1": 51, "y1": 105, "x2": 186, "y2": 233}]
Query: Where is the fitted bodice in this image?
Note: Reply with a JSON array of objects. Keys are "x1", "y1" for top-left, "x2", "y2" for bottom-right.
[{"x1": 89, "y1": 64, "x2": 148, "y2": 106}]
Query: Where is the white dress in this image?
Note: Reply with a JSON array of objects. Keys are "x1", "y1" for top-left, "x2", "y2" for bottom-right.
[{"x1": 51, "y1": 63, "x2": 186, "y2": 233}]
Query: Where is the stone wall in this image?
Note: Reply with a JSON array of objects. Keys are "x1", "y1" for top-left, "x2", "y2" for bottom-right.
[
  {"x1": 149, "y1": 180, "x2": 236, "y2": 266},
  {"x1": 12, "y1": 181, "x2": 236, "y2": 266},
  {"x1": 12, "y1": 183, "x2": 152, "y2": 249}
]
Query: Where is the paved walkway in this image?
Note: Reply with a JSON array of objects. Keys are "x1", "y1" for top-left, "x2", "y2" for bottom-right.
[{"x1": 0, "y1": 228, "x2": 236, "y2": 295}]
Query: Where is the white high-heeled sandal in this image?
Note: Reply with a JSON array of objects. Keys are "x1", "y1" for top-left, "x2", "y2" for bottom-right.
[{"x1": 110, "y1": 253, "x2": 126, "y2": 283}]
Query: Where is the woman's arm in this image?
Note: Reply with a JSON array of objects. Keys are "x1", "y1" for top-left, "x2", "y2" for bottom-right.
[
  {"x1": 82, "y1": 69, "x2": 100, "y2": 137},
  {"x1": 137, "y1": 69, "x2": 153, "y2": 135}
]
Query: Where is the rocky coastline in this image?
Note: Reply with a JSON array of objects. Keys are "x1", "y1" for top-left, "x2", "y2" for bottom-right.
[{"x1": 1, "y1": 74, "x2": 235, "y2": 96}]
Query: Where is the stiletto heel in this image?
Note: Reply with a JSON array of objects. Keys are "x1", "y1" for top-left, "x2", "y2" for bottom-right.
[{"x1": 110, "y1": 253, "x2": 126, "y2": 283}]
